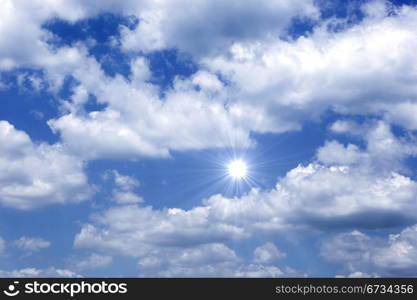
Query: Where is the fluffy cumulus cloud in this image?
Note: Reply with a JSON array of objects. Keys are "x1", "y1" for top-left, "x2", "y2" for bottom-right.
[
  {"x1": 75, "y1": 206, "x2": 299, "y2": 277},
  {"x1": 0, "y1": 121, "x2": 91, "y2": 209},
  {"x1": 74, "y1": 205, "x2": 247, "y2": 257},
  {"x1": 48, "y1": 57, "x2": 252, "y2": 159},
  {"x1": 204, "y1": 1, "x2": 417, "y2": 132},
  {"x1": 321, "y1": 224, "x2": 417, "y2": 276},
  {"x1": 120, "y1": 0, "x2": 318, "y2": 55}
]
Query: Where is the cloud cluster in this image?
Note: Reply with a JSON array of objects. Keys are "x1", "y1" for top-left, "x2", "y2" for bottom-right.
[
  {"x1": 137, "y1": 242, "x2": 297, "y2": 277},
  {"x1": 74, "y1": 206, "x2": 296, "y2": 276},
  {"x1": 43, "y1": 1, "x2": 417, "y2": 163},
  {"x1": 321, "y1": 224, "x2": 417, "y2": 276},
  {"x1": 0, "y1": 0, "x2": 142, "y2": 71},
  {"x1": 73, "y1": 120, "x2": 417, "y2": 275},
  {"x1": 0, "y1": 0, "x2": 317, "y2": 70},
  {"x1": 1, "y1": 0, "x2": 417, "y2": 277},
  {"x1": 3, "y1": 0, "x2": 417, "y2": 163},
  {"x1": 48, "y1": 58, "x2": 252, "y2": 159},
  {"x1": 74, "y1": 205, "x2": 247, "y2": 257},
  {"x1": 205, "y1": 2, "x2": 417, "y2": 132},
  {"x1": 120, "y1": 0, "x2": 318, "y2": 56},
  {"x1": 205, "y1": 121, "x2": 417, "y2": 230},
  {"x1": 0, "y1": 121, "x2": 91, "y2": 209}
]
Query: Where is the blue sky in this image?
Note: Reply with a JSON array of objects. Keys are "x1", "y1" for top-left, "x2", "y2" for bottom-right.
[{"x1": 1, "y1": 0, "x2": 417, "y2": 277}]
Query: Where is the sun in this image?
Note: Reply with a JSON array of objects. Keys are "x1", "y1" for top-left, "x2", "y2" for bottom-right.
[{"x1": 227, "y1": 159, "x2": 248, "y2": 180}]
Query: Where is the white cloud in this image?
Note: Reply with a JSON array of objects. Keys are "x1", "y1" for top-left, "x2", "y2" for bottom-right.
[
  {"x1": 254, "y1": 242, "x2": 286, "y2": 264},
  {"x1": 136, "y1": 243, "x2": 239, "y2": 276},
  {"x1": 321, "y1": 224, "x2": 417, "y2": 276},
  {"x1": 336, "y1": 271, "x2": 376, "y2": 278},
  {"x1": 110, "y1": 171, "x2": 143, "y2": 204},
  {"x1": 316, "y1": 141, "x2": 366, "y2": 166},
  {"x1": 13, "y1": 237, "x2": 50, "y2": 252},
  {"x1": 320, "y1": 121, "x2": 416, "y2": 173},
  {"x1": 112, "y1": 191, "x2": 143, "y2": 205},
  {"x1": 0, "y1": 121, "x2": 91, "y2": 210},
  {"x1": 0, "y1": 1, "x2": 69, "y2": 70},
  {"x1": 191, "y1": 71, "x2": 223, "y2": 92},
  {"x1": 48, "y1": 58, "x2": 253, "y2": 159},
  {"x1": 136, "y1": 242, "x2": 299, "y2": 277},
  {"x1": 206, "y1": 165, "x2": 417, "y2": 230},
  {"x1": 16, "y1": 72, "x2": 46, "y2": 93},
  {"x1": 330, "y1": 120, "x2": 369, "y2": 136},
  {"x1": 0, "y1": 267, "x2": 81, "y2": 278},
  {"x1": 0, "y1": 0, "x2": 317, "y2": 71},
  {"x1": 74, "y1": 205, "x2": 247, "y2": 257},
  {"x1": 385, "y1": 102, "x2": 417, "y2": 130},
  {"x1": 113, "y1": 171, "x2": 139, "y2": 191},
  {"x1": 321, "y1": 230, "x2": 376, "y2": 266},
  {"x1": 74, "y1": 253, "x2": 113, "y2": 270},
  {"x1": 120, "y1": 0, "x2": 318, "y2": 56},
  {"x1": 74, "y1": 204, "x2": 300, "y2": 276},
  {"x1": 171, "y1": 243, "x2": 237, "y2": 267},
  {"x1": 233, "y1": 265, "x2": 297, "y2": 278},
  {"x1": 204, "y1": 2, "x2": 417, "y2": 132},
  {"x1": 157, "y1": 264, "x2": 290, "y2": 278},
  {"x1": 0, "y1": 0, "x2": 139, "y2": 71},
  {"x1": 373, "y1": 225, "x2": 417, "y2": 275}
]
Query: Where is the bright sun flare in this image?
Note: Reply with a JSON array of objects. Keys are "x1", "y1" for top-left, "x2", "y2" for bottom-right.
[{"x1": 227, "y1": 160, "x2": 248, "y2": 179}]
